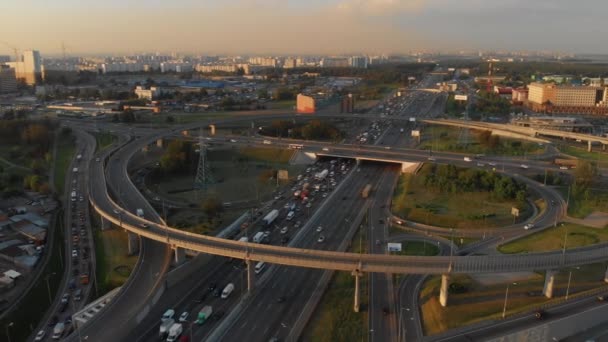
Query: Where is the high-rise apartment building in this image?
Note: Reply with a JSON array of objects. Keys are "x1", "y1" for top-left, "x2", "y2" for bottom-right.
[
  {"x1": 349, "y1": 56, "x2": 368, "y2": 68},
  {"x1": 6, "y1": 50, "x2": 42, "y2": 85},
  {"x1": 0, "y1": 65, "x2": 18, "y2": 94}
]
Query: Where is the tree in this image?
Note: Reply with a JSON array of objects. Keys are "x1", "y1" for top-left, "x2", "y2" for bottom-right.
[
  {"x1": 201, "y1": 197, "x2": 223, "y2": 220},
  {"x1": 574, "y1": 161, "x2": 597, "y2": 188},
  {"x1": 166, "y1": 115, "x2": 175, "y2": 123}
]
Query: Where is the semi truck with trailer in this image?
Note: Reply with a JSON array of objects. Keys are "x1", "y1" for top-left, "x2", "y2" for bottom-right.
[{"x1": 262, "y1": 209, "x2": 279, "y2": 226}]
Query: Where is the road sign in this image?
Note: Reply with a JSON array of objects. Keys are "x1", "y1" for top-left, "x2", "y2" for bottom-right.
[
  {"x1": 277, "y1": 170, "x2": 289, "y2": 180},
  {"x1": 511, "y1": 207, "x2": 520, "y2": 217},
  {"x1": 454, "y1": 95, "x2": 468, "y2": 101},
  {"x1": 411, "y1": 130, "x2": 420, "y2": 137}
]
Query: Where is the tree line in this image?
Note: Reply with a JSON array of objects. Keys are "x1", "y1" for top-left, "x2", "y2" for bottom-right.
[
  {"x1": 422, "y1": 164, "x2": 527, "y2": 204},
  {"x1": 262, "y1": 120, "x2": 343, "y2": 141}
]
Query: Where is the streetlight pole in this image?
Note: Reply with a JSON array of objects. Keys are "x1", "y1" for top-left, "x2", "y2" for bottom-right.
[
  {"x1": 45, "y1": 272, "x2": 56, "y2": 305},
  {"x1": 5, "y1": 322, "x2": 13, "y2": 342},
  {"x1": 565, "y1": 267, "x2": 579, "y2": 300},
  {"x1": 502, "y1": 282, "x2": 517, "y2": 319}
]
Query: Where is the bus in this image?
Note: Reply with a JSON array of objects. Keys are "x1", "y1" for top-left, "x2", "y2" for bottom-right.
[{"x1": 288, "y1": 144, "x2": 304, "y2": 149}]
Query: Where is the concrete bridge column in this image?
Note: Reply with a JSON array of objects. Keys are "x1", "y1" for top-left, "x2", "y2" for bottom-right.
[
  {"x1": 543, "y1": 269, "x2": 557, "y2": 298},
  {"x1": 355, "y1": 158, "x2": 361, "y2": 166},
  {"x1": 100, "y1": 216, "x2": 111, "y2": 230},
  {"x1": 352, "y1": 269, "x2": 363, "y2": 312},
  {"x1": 173, "y1": 247, "x2": 185, "y2": 264},
  {"x1": 209, "y1": 125, "x2": 216, "y2": 136},
  {"x1": 127, "y1": 232, "x2": 139, "y2": 255},
  {"x1": 603, "y1": 144, "x2": 606, "y2": 151},
  {"x1": 588, "y1": 140, "x2": 593, "y2": 152},
  {"x1": 604, "y1": 266, "x2": 608, "y2": 283},
  {"x1": 246, "y1": 259, "x2": 255, "y2": 292},
  {"x1": 439, "y1": 274, "x2": 450, "y2": 307},
  {"x1": 156, "y1": 139, "x2": 163, "y2": 147}
]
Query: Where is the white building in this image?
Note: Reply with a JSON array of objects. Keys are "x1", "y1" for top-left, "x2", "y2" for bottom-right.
[
  {"x1": 349, "y1": 56, "x2": 368, "y2": 68},
  {"x1": 134, "y1": 86, "x2": 161, "y2": 100},
  {"x1": 160, "y1": 62, "x2": 193, "y2": 73},
  {"x1": 6, "y1": 50, "x2": 42, "y2": 85},
  {"x1": 101, "y1": 62, "x2": 145, "y2": 74}
]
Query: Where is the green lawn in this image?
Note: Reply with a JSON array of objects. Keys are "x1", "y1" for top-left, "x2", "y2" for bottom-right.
[
  {"x1": 95, "y1": 132, "x2": 117, "y2": 151},
  {"x1": 421, "y1": 125, "x2": 544, "y2": 156},
  {"x1": 147, "y1": 112, "x2": 240, "y2": 125},
  {"x1": 498, "y1": 223, "x2": 608, "y2": 254},
  {"x1": 0, "y1": 212, "x2": 65, "y2": 341},
  {"x1": 559, "y1": 145, "x2": 608, "y2": 168},
  {"x1": 240, "y1": 147, "x2": 295, "y2": 165},
  {"x1": 420, "y1": 263, "x2": 608, "y2": 335},
  {"x1": 267, "y1": 100, "x2": 295, "y2": 110},
  {"x1": 556, "y1": 185, "x2": 608, "y2": 219},
  {"x1": 391, "y1": 167, "x2": 531, "y2": 229},
  {"x1": 392, "y1": 241, "x2": 439, "y2": 256},
  {"x1": 53, "y1": 133, "x2": 77, "y2": 193},
  {"x1": 94, "y1": 228, "x2": 137, "y2": 296},
  {"x1": 306, "y1": 222, "x2": 368, "y2": 341}
]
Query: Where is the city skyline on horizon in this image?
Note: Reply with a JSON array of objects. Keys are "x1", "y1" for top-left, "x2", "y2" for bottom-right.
[{"x1": 3, "y1": 0, "x2": 608, "y2": 56}]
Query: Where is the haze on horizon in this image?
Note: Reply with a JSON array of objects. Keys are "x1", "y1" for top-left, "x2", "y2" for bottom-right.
[{"x1": 2, "y1": 0, "x2": 608, "y2": 56}]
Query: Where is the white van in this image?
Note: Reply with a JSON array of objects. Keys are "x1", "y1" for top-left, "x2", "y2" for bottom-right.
[
  {"x1": 286, "y1": 211, "x2": 295, "y2": 221},
  {"x1": 255, "y1": 261, "x2": 266, "y2": 274},
  {"x1": 221, "y1": 283, "x2": 235, "y2": 299}
]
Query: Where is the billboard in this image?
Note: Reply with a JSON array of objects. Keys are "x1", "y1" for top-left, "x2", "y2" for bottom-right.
[
  {"x1": 387, "y1": 243, "x2": 402, "y2": 252},
  {"x1": 411, "y1": 130, "x2": 420, "y2": 137},
  {"x1": 277, "y1": 170, "x2": 289, "y2": 180},
  {"x1": 409, "y1": 117, "x2": 416, "y2": 122},
  {"x1": 454, "y1": 95, "x2": 468, "y2": 101}
]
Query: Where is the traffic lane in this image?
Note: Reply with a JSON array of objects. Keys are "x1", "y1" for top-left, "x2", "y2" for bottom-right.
[
  {"x1": 225, "y1": 166, "x2": 378, "y2": 342},
  {"x1": 369, "y1": 168, "x2": 399, "y2": 342},
  {"x1": 145, "y1": 160, "x2": 364, "y2": 341}
]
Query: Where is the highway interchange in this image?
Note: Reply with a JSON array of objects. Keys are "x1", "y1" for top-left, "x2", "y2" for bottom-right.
[{"x1": 44, "y1": 74, "x2": 608, "y2": 342}]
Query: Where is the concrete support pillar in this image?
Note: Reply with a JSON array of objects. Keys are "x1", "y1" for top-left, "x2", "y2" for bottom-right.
[
  {"x1": 127, "y1": 232, "x2": 139, "y2": 255},
  {"x1": 156, "y1": 139, "x2": 163, "y2": 147},
  {"x1": 142, "y1": 145, "x2": 149, "y2": 152},
  {"x1": 173, "y1": 247, "x2": 185, "y2": 264},
  {"x1": 588, "y1": 140, "x2": 593, "y2": 152},
  {"x1": 439, "y1": 274, "x2": 450, "y2": 307},
  {"x1": 603, "y1": 144, "x2": 606, "y2": 151},
  {"x1": 209, "y1": 125, "x2": 216, "y2": 136},
  {"x1": 352, "y1": 269, "x2": 363, "y2": 312},
  {"x1": 100, "y1": 216, "x2": 111, "y2": 231},
  {"x1": 543, "y1": 269, "x2": 557, "y2": 298},
  {"x1": 604, "y1": 266, "x2": 608, "y2": 283},
  {"x1": 355, "y1": 158, "x2": 361, "y2": 166},
  {"x1": 246, "y1": 259, "x2": 254, "y2": 292}
]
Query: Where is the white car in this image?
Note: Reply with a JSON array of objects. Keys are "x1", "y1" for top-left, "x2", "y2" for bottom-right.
[
  {"x1": 559, "y1": 166, "x2": 569, "y2": 170},
  {"x1": 520, "y1": 164, "x2": 529, "y2": 169},
  {"x1": 427, "y1": 157, "x2": 436, "y2": 161},
  {"x1": 322, "y1": 147, "x2": 329, "y2": 151},
  {"x1": 316, "y1": 225, "x2": 323, "y2": 232},
  {"x1": 34, "y1": 330, "x2": 46, "y2": 341},
  {"x1": 280, "y1": 227, "x2": 288, "y2": 234},
  {"x1": 178, "y1": 311, "x2": 189, "y2": 322},
  {"x1": 162, "y1": 309, "x2": 175, "y2": 321},
  {"x1": 477, "y1": 163, "x2": 485, "y2": 167},
  {"x1": 230, "y1": 139, "x2": 237, "y2": 143},
  {"x1": 71, "y1": 249, "x2": 78, "y2": 258},
  {"x1": 317, "y1": 235, "x2": 325, "y2": 243},
  {"x1": 524, "y1": 223, "x2": 535, "y2": 230}
]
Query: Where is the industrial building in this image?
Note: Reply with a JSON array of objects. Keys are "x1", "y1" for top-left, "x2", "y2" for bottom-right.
[
  {"x1": 340, "y1": 93, "x2": 355, "y2": 113},
  {"x1": 134, "y1": 86, "x2": 162, "y2": 100},
  {"x1": 510, "y1": 116, "x2": 593, "y2": 133},
  {"x1": 526, "y1": 82, "x2": 608, "y2": 114},
  {"x1": 296, "y1": 94, "x2": 316, "y2": 113}
]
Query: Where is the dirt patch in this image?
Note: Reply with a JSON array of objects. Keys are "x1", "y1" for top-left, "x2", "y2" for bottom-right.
[{"x1": 471, "y1": 272, "x2": 539, "y2": 286}]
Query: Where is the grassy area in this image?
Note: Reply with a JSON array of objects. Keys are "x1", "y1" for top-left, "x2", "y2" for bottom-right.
[
  {"x1": 147, "y1": 112, "x2": 241, "y2": 125},
  {"x1": 420, "y1": 262, "x2": 608, "y2": 335},
  {"x1": 240, "y1": 147, "x2": 295, "y2": 165},
  {"x1": 391, "y1": 166, "x2": 531, "y2": 229},
  {"x1": 392, "y1": 241, "x2": 439, "y2": 256},
  {"x1": 307, "y1": 221, "x2": 368, "y2": 341},
  {"x1": 556, "y1": 185, "x2": 608, "y2": 219},
  {"x1": 421, "y1": 125, "x2": 544, "y2": 156},
  {"x1": 267, "y1": 100, "x2": 295, "y2": 110},
  {"x1": 93, "y1": 228, "x2": 137, "y2": 296},
  {"x1": 94, "y1": 132, "x2": 117, "y2": 151},
  {"x1": 559, "y1": 144, "x2": 608, "y2": 168},
  {"x1": 498, "y1": 223, "x2": 608, "y2": 254},
  {"x1": 0, "y1": 212, "x2": 65, "y2": 341},
  {"x1": 53, "y1": 133, "x2": 77, "y2": 193}
]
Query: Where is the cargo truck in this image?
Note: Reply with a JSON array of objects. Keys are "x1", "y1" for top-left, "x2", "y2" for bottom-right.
[
  {"x1": 262, "y1": 209, "x2": 279, "y2": 226},
  {"x1": 159, "y1": 319, "x2": 175, "y2": 339},
  {"x1": 361, "y1": 184, "x2": 372, "y2": 199},
  {"x1": 136, "y1": 208, "x2": 144, "y2": 218},
  {"x1": 195, "y1": 306, "x2": 213, "y2": 325},
  {"x1": 167, "y1": 323, "x2": 183, "y2": 342}
]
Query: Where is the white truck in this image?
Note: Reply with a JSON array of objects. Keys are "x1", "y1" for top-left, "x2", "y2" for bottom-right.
[
  {"x1": 253, "y1": 231, "x2": 265, "y2": 243},
  {"x1": 238, "y1": 236, "x2": 249, "y2": 243},
  {"x1": 315, "y1": 169, "x2": 329, "y2": 181},
  {"x1": 221, "y1": 283, "x2": 235, "y2": 299},
  {"x1": 136, "y1": 208, "x2": 144, "y2": 218},
  {"x1": 195, "y1": 306, "x2": 213, "y2": 325},
  {"x1": 262, "y1": 209, "x2": 279, "y2": 227},
  {"x1": 464, "y1": 157, "x2": 472, "y2": 162},
  {"x1": 52, "y1": 322, "x2": 65, "y2": 340},
  {"x1": 166, "y1": 323, "x2": 183, "y2": 342},
  {"x1": 159, "y1": 319, "x2": 175, "y2": 339}
]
